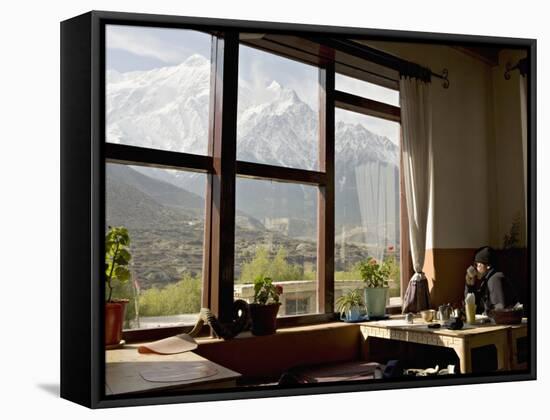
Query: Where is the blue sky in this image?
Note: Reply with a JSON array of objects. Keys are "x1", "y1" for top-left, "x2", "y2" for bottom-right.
[{"x1": 106, "y1": 24, "x2": 400, "y2": 144}]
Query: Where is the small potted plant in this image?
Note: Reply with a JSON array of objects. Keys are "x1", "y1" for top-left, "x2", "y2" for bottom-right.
[
  {"x1": 335, "y1": 289, "x2": 365, "y2": 321},
  {"x1": 248, "y1": 275, "x2": 283, "y2": 336},
  {"x1": 105, "y1": 226, "x2": 132, "y2": 347},
  {"x1": 357, "y1": 257, "x2": 390, "y2": 318}
]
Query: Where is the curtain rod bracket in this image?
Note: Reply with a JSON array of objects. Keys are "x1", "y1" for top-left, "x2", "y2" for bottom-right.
[
  {"x1": 505, "y1": 58, "x2": 528, "y2": 80},
  {"x1": 441, "y1": 68, "x2": 450, "y2": 89},
  {"x1": 431, "y1": 68, "x2": 450, "y2": 88},
  {"x1": 504, "y1": 61, "x2": 514, "y2": 80}
]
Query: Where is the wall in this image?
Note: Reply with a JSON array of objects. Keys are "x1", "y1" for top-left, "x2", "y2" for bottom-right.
[
  {"x1": 490, "y1": 49, "x2": 528, "y2": 248},
  {"x1": 364, "y1": 41, "x2": 527, "y2": 306}
]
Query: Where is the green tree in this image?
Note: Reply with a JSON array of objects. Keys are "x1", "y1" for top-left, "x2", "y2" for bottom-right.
[
  {"x1": 240, "y1": 247, "x2": 270, "y2": 283},
  {"x1": 239, "y1": 246, "x2": 304, "y2": 283},
  {"x1": 271, "y1": 247, "x2": 303, "y2": 281},
  {"x1": 139, "y1": 274, "x2": 201, "y2": 316}
]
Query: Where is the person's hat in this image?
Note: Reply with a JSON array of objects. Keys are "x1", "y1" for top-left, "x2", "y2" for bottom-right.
[{"x1": 474, "y1": 246, "x2": 494, "y2": 265}]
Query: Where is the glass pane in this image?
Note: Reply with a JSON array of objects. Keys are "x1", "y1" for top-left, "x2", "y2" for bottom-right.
[
  {"x1": 334, "y1": 109, "x2": 401, "y2": 300},
  {"x1": 106, "y1": 25, "x2": 211, "y2": 155},
  {"x1": 237, "y1": 45, "x2": 319, "y2": 170},
  {"x1": 106, "y1": 163, "x2": 205, "y2": 329},
  {"x1": 234, "y1": 178, "x2": 318, "y2": 316},
  {"x1": 336, "y1": 73, "x2": 399, "y2": 107}
]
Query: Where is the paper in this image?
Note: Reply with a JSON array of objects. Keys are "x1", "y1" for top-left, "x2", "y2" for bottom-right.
[
  {"x1": 138, "y1": 334, "x2": 198, "y2": 355},
  {"x1": 139, "y1": 362, "x2": 218, "y2": 383}
]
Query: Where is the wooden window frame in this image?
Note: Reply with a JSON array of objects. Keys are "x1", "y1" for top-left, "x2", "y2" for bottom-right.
[
  {"x1": 333, "y1": 87, "x2": 407, "y2": 306},
  {"x1": 102, "y1": 22, "x2": 404, "y2": 342}
]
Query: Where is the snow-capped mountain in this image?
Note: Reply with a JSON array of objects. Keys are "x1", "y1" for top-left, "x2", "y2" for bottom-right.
[
  {"x1": 107, "y1": 54, "x2": 211, "y2": 154},
  {"x1": 236, "y1": 80, "x2": 318, "y2": 170},
  {"x1": 106, "y1": 55, "x2": 399, "y2": 238},
  {"x1": 107, "y1": 53, "x2": 398, "y2": 170}
]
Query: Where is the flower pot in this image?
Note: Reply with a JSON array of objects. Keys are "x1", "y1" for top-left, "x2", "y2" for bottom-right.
[
  {"x1": 249, "y1": 303, "x2": 281, "y2": 336},
  {"x1": 340, "y1": 305, "x2": 364, "y2": 322},
  {"x1": 364, "y1": 287, "x2": 388, "y2": 318},
  {"x1": 105, "y1": 299, "x2": 128, "y2": 346}
]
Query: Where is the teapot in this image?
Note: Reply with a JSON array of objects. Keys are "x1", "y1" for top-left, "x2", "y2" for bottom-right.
[{"x1": 437, "y1": 304, "x2": 453, "y2": 321}]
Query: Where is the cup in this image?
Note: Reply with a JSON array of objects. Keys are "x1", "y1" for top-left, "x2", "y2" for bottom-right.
[
  {"x1": 465, "y1": 303, "x2": 476, "y2": 324},
  {"x1": 420, "y1": 309, "x2": 435, "y2": 322}
]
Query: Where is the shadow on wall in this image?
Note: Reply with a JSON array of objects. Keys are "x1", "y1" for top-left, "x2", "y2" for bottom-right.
[{"x1": 425, "y1": 248, "x2": 528, "y2": 308}]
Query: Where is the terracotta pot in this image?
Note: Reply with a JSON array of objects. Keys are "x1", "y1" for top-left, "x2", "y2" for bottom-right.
[
  {"x1": 249, "y1": 303, "x2": 281, "y2": 336},
  {"x1": 105, "y1": 300, "x2": 128, "y2": 346}
]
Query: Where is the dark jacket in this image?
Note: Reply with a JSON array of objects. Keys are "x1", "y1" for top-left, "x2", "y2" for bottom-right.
[{"x1": 464, "y1": 268, "x2": 517, "y2": 314}]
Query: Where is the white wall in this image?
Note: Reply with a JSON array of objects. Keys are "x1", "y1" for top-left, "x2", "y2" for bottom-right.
[{"x1": 490, "y1": 49, "x2": 528, "y2": 248}]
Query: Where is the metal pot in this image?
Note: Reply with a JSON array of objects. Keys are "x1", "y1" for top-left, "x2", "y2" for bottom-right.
[{"x1": 437, "y1": 303, "x2": 453, "y2": 321}]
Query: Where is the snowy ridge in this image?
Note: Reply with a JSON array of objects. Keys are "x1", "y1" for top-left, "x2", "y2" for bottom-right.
[{"x1": 106, "y1": 55, "x2": 398, "y2": 170}]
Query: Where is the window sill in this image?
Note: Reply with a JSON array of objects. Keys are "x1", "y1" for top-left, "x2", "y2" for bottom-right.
[
  {"x1": 122, "y1": 301, "x2": 402, "y2": 344},
  {"x1": 195, "y1": 321, "x2": 355, "y2": 345}
]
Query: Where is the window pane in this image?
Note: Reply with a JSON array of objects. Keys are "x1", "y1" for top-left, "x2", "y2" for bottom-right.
[
  {"x1": 334, "y1": 109, "x2": 401, "y2": 299},
  {"x1": 336, "y1": 73, "x2": 399, "y2": 107},
  {"x1": 106, "y1": 163, "x2": 205, "y2": 329},
  {"x1": 106, "y1": 25, "x2": 211, "y2": 155},
  {"x1": 234, "y1": 178, "x2": 318, "y2": 316},
  {"x1": 237, "y1": 45, "x2": 319, "y2": 170}
]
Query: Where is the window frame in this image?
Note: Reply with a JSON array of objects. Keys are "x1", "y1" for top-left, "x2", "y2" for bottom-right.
[{"x1": 101, "y1": 21, "x2": 404, "y2": 341}]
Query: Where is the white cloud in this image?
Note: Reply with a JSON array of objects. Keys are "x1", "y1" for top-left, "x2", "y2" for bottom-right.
[{"x1": 106, "y1": 25, "x2": 190, "y2": 64}]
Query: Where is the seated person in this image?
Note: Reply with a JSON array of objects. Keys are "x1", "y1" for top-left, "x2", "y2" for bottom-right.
[{"x1": 465, "y1": 246, "x2": 517, "y2": 314}]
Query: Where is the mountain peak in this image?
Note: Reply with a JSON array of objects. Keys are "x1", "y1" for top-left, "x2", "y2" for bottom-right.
[
  {"x1": 183, "y1": 53, "x2": 209, "y2": 67},
  {"x1": 267, "y1": 80, "x2": 281, "y2": 91}
]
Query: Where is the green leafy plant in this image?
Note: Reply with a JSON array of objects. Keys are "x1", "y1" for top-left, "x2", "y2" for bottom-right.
[
  {"x1": 105, "y1": 226, "x2": 132, "y2": 302},
  {"x1": 335, "y1": 289, "x2": 364, "y2": 317},
  {"x1": 253, "y1": 275, "x2": 283, "y2": 305},
  {"x1": 357, "y1": 257, "x2": 390, "y2": 288}
]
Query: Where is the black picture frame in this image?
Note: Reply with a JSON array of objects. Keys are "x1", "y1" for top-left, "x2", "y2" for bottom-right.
[{"x1": 60, "y1": 10, "x2": 536, "y2": 409}]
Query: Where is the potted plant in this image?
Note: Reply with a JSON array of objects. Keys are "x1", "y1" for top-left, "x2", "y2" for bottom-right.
[
  {"x1": 248, "y1": 275, "x2": 283, "y2": 336},
  {"x1": 335, "y1": 288, "x2": 364, "y2": 321},
  {"x1": 357, "y1": 257, "x2": 390, "y2": 318},
  {"x1": 105, "y1": 226, "x2": 132, "y2": 346}
]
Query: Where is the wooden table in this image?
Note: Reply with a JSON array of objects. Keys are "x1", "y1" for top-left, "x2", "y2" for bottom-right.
[
  {"x1": 359, "y1": 317, "x2": 527, "y2": 374},
  {"x1": 106, "y1": 345, "x2": 242, "y2": 396},
  {"x1": 508, "y1": 323, "x2": 528, "y2": 370}
]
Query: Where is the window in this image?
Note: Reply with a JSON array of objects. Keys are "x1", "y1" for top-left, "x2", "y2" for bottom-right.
[
  {"x1": 285, "y1": 297, "x2": 310, "y2": 315},
  {"x1": 105, "y1": 25, "x2": 212, "y2": 332},
  {"x1": 237, "y1": 45, "x2": 319, "y2": 170},
  {"x1": 103, "y1": 27, "x2": 403, "y2": 336},
  {"x1": 336, "y1": 73, "x2": 399, "y2": 106},
  {"x1": 234, "y1": 178, "x2": 318, "y2": 316},
  {"x1": 334, "y1": 110, "x2": 402, "y2": 299},
  {"x1": 106, "y1": 25, "x2": 212, "y2": 155},
  {"x1": 106, "y1": 163, "x2": 206, "y2": 329}
]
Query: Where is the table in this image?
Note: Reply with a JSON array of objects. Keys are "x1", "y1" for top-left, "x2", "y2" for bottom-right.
[
  {"x1": 359, "y1": 317, "x2": 527, "y2": 374},
  {"x1": 508, "y1": 323, "x2": 528, "y2": 370},
  {"x1": 106, "y1": 345, "x2": 242, "y2": 396}
]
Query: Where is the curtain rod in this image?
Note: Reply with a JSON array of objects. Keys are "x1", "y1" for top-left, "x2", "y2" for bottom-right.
[
  {"x1": 505, "y1": 57, "x2": 528, "y2": 79},
  {"x1": 310, "y1": 38, "x2": 450, "y2": 88}
]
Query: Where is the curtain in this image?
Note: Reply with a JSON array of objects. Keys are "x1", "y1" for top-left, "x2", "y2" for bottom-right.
[
  {"x1": 355, "y1": 161, "x2": 399, "y2": 263},
  {"x1": 400, "y1": 76, "x2": 432, "y2": 313},
  {"x1": 519, "y1": 72, "x2": 528, "y2": 240}
]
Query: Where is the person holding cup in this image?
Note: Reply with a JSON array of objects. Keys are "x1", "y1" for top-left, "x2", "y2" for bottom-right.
[{"x1": 464, "y1": 246, "x2": 518, "y2": 316}]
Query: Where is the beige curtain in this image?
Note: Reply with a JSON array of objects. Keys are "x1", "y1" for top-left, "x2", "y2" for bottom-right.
[{"x1": 400, "y1": 76, "x2": 433, "y2": 313}]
